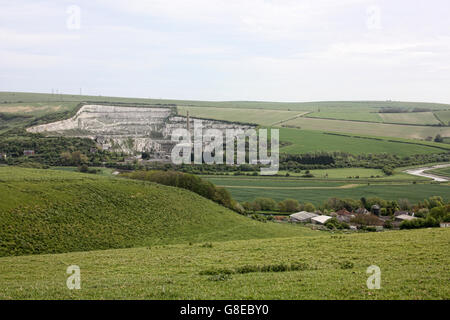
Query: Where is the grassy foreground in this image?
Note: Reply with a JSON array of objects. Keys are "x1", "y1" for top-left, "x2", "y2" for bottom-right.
[
  {"x1": 0, "y1": 228, "x2": 448, "y2": 299},
  {"x1": 0, "y1": 167, "x2": 316, "y2": 257}
]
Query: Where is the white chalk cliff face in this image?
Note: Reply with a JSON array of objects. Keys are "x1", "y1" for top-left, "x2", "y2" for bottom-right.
[{"x1": 27, "y1": 104, "x2": 254, "y2": 154}]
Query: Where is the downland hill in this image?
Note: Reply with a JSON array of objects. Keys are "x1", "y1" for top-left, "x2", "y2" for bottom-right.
[
  {"x1": 0, "y1": 92, "x2": 449, "y2": 300},
  {"x1": 0, "y1": 167, "x2": 316, "y2": 257}
]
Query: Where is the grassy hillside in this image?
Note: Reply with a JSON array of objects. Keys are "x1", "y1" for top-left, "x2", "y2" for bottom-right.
[
  {"x1": 0, "y1": 167, "x2": 316, "y2": 257},
  {"x1": 2, "y1": 92, "x2": 449, "y2": 111},
  {"x1": 0, "y1": 228, "x2": 448, "y2": 299}
]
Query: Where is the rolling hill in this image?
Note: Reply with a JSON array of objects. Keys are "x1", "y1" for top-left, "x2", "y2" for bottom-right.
[{"x1": 0, "y1": 167, "x2": 316, "y2": 257}]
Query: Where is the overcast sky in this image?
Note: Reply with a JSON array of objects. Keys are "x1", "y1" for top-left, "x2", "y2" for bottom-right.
[{"x1": 1, "y1": 0, "x2": 450, "y2": 103}]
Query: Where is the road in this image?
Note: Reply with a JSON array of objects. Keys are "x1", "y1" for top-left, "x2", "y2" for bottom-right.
[{"x1": 404, "y1": 163, "x2": 450, "y2": 182}]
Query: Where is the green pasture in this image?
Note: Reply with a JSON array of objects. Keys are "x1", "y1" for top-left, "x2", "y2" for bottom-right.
[
  {"x1": 0, "y1": 228, "x2": 448, "y2": 299},
  {"x1": 282, "y1": 117, "x2": 450, "y2": 140},
  {"x1": 278, "y1": 128, "x2": 448, "y2": 155}
]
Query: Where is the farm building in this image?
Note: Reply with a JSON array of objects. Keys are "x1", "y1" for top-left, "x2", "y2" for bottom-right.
[
  {"x1": 311, "y1": 215, "x2": 332, "y2": 225},
  {"x1": 355, "y1": 208, "x2": 369, "y2": 215},
  {"x1": 395, "y1": 214, "x2": 416, "y2": 222},
  {"x1": 289, "y1": 211, "x2": 318, "y2": 223},
  {"x1": 371, "y1": 204, "x2": 381, "y2": 216},
  {"x1": 335, "y1": 209, "x2": 352, "y2": 216},
  {"x1": 23, "y1": 150, "x2": 35, "y2": 156},
  {"x1": 273, "y1": 216, "x2": 288, "y2": 222},
  {"x1": 394, "y1": 211, "x2": 413, "y2": 217},
  {"x1": 332, "y1": 209, "x2": 355, "y2": 222}
]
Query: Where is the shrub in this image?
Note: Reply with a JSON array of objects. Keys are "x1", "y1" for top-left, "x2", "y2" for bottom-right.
[
  {"x1": 278, "y1": 199, "x2": 300, "y2": 213},
  {"x1": 415, "y1": 208, "x2": 429, "y2": 218},
  {"x1": 325, "y1": 218, "x2": 349, "y2": 230},
  {"x1": 123, "y1": 170, "x2": 238, "y2": 212},
  {"x1": 428, "y1": 205, "x2": 450, "y2": 221},
  {"x1": 350, "y1": 214, "x2": 382, "y2": 226},
  {"x1": 400, "y1": 217, "x2": 439, "y2": 229},
  {"x1": 340, "y1": 261, "x2": 354, "y2": 269},
  {"x1": 254, "y1": 197, "x2": 277, "y2": 211},
  {"x1": 302, "y1": 202, "x2": 316, "y2": 212}
]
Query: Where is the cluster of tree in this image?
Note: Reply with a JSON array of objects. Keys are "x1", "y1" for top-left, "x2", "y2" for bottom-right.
[
  {"x1": 242, "y1": 197, "x2": 316, "y2": 213},
  {"x1": 280, "y1": 152, "x2": 450, "y2": 171},
  {"x1": 379, "y1": 107, "x2": 434, "y2": 113},
  {"x1": 122, "y1": 170, "x2": 243, "y2": 213},
  {"x1": 400, "y1": 217, "x2": 441, "y2": 229},
  {"x1": 0, "y1": 130, "x2": 126, "y2": 166},
  {"x1": 240, "y1": 195, "x2": 448, "y2": 219},
  {"x1": 434, "y1": 134, "x2": 444, "y2": 143},
  {"x1": 324, "y1": 218, "x2": 349, "y2": 230}
]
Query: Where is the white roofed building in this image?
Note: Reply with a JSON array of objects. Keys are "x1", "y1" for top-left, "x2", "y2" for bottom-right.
[
  {"x1": 311, "y1": 215, "x2": 332, "y2": 225},
  {"x1": 289, "y1": 211, "x2": 318, "y2": 223}
]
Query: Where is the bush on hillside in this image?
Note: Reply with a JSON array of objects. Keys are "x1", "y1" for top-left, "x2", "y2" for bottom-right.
[
  {"x1": 278, "y1": 199, "x2": 300, "y2": 213},
  {"x1": 122, "y1": 170, "x2": 242, "y2": 213},
  {"x1": 400, "y1": 217, "x2": 439, "y2": 229},
  {"x1": 324, "y1": 218, "x2": 349, "y2": 230}
]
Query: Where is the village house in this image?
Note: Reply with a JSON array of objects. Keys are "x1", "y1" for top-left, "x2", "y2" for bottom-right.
[
  {"x1": 311, "y1": 215, "x2": 332, "y2": 225},
  {"x1": 0, "y1": 152, "x2": 6, "y2": 160},
  {"x1": 394, "y1": 211, "x2": 414, "y2": 217},
  {"x1": 332, "y1": 209, "x2": 355, "y2": 223},
  {"x1": 395, "y1": 214, "x2": 416, "y2": 222},
  {"x1": 355, "y1": 207, "x2": 369, "y2": 215},
  {"x1": 289, "y1": 211, "x2": 318, "y2": 223},
  {"x1": 371, "y1": 204, "x2": 381, "y2": 216},
  {"x1": 439, "y1": 222, "x2": 450, "y2": 228},
  {"x1": 273, "y1": 216, "x2": 288, "y2": 222}
]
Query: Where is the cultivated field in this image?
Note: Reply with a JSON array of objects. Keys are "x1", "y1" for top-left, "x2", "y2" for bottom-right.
[
  {"x1": 435, "y1": 110, "x2": 450, "y2": 125},
  {"x1": 282, "y1": 117, "x2": 450, "y2": 140},
  {"x1": 278, "y1": 128, "x2": 449, "y2": 155},
  {"x1": 425, "y1": 167, "x2": 450, "y2": 179},
  {"x1": 378, "y1": 112, "x2": 441, "y2": 125},
  {"x1": 202, "y1": 174, "x2": 449, "y2": 205},
  {"x1": 306, "y1": 111, "x2": 383, "y2": 122},
  {"x1": 177, "y1": 106, "x2": 305, "y2": 126}
]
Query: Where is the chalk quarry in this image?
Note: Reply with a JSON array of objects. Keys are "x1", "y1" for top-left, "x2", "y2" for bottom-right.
[{"x1": 27, "y1": 104, "x2": 254, "y2": 155}]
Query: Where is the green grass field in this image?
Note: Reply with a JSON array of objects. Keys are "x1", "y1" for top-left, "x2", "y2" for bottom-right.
[
  {"x1": 278, "y1": 128, "x2": 449, "y2": 155},
  {"x1": 202, "y1": 174, "x2": 449, "y2": 205},
  {"x1": 306, "y1": 111, "x2": 383, "y2": 123},
  {"x1": 378, "y1": 112, "x2": 441, "y2": 125},
  {"x1": 0, "y1": 167, "x2": 316, "y2": 257},
  {"x1": 282, "y1": 117, "x2": 450, "y2": 140},
  {"x1": 434, "y1": 110, "x2": 450, "y2": 125},
  {"x1": 0, "y1": 228, "x2": 448, "y2": 299},
  {"x1": 425, "y1": 167, "x2": 450, "y2": 179},
  {"x1": 178, "y1": 106, "x2": 305, "y2": 126}
]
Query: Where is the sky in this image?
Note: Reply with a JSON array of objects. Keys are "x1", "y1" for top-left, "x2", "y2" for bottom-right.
[{"x1": 1, "y1": 0, "x2": 450, "y2": 103}]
